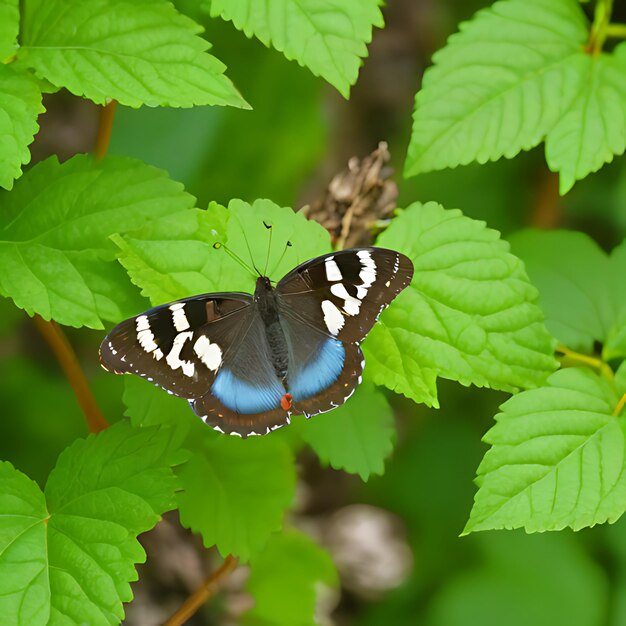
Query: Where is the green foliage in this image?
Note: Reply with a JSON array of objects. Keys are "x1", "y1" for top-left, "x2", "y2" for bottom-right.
[
  {"x1": 115, "y1": 198, "x2": 332, "y2": 302},
  {"x1": 365, "y1": 201, "x2": 558, "y2": 406},
  {"x1": 465, "y1": 367, "x2": 626, "y2": 533},
  {"x1": 3, "y1": 0, "x2": 626, "y2": 622},
  {"x1": 243, "y1": 529, "x2": 338, "y2": 626},
  {"x1": 204, "y1": 0, "x2": 384, "y2": 97},
  {"x1": 0, "y1": 421, "x2": 179, "y2": 624},
  {"x1": 17, "y1": 0, "x2": 247, "y2": 109},
  {"x1": 0, "y1": 0, "x2": 19, "y2": 61},
  {"x1": 426, "y1": 532, "x2": 607, "y2": 626},
  {"x1": 299, "y1": 381, "x2": 395, "y2": 481},
  {"x1": 0, "y1": 64, "x2": 43, "y2": 190},
  {"x1": 0, "y1": 154, "x2": 195, "y2": 328},
  {"x1": 123, "y1": 377, "x2": 296, "y2": 562},
  {"x1": 545, "y1": 51, "x2": 626, "y2": 194},
  {"x1": 405, "y1": 0, "x2": 626, "y2": 193},
  {"x1": 511, "y1": 230, "x2": 626, "y2": 359}
]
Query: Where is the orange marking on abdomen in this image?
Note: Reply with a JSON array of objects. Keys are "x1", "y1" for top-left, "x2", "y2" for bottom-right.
[{"x1": 280, "y1": 393, "x2": 293, "y2": 411}]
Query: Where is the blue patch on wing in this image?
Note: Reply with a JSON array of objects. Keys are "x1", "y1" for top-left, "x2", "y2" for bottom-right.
[
  {"x1": 289, "y1": 338, "x2": 345, "y2": 402},
  {"x1": 211, "y1": 369, "x2": 284, "y2": 414}
]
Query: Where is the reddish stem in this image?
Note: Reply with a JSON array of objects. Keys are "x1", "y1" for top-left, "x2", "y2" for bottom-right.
[
  {"x1": 33, "y1": 316, "x2": 109, "y2": 433},
  {"x1": 94, "y1": 100, "x2": 117, "y2": 161},
  {"x1": 163, "y1": 555, "x2": 239, "y2": 626}
]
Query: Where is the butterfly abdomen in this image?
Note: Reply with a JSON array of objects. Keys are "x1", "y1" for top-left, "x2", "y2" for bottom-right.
[{"x1": 255, "y1": 277, "x2": 290, "y2": 382}]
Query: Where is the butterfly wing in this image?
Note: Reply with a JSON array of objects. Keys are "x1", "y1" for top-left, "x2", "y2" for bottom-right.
[
  {"x1": 99, "y1": 292, "x2": 254, "y2": 398},
  {"x1": 275, "y1": 247, "x2": 412, "y2": 416},
  {"x1": 276, "y1": 247, "x2": 413, "y2": 343},
  {"x1": 190, "y1": 312, "x2": 293, "y2": 436},
  {"x1": 277, "y1": 314, "x2": 365, "y2": 418}
]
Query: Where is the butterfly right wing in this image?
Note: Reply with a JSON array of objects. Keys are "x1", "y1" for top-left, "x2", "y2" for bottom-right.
[{"x1": 99, "y1": 292, "x2": 254, "y2": 399}]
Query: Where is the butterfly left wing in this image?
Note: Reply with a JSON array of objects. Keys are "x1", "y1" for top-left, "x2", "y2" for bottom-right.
[
  {"x1": 276, "y1": 247, "x2": 413, "y2": 343},
  {"x1": 99, "y1": 292, "x2": 253, "y2": 398}
]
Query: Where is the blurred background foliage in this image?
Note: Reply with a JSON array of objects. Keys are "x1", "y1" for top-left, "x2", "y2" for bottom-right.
[{"x1": 2, "y1": 0, "x2": 626, "y2": 624}]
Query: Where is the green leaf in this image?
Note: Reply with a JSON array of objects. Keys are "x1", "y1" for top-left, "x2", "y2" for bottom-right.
[
  {"x1": 0, "y1": 0, "x2": 19, "y2": 60},
  {"x1": 545, "y1": 52, "x2": 626, "y2": 194},
  {"x1": 405, "y1": 0, "x2": 589, "y2": 178},
  {"x1": 0, "y1": 421, "x2": 179, "y2": 625},
  {"x1": 0, "y1": 154, "x2": 195, "y2": 328},
  {"x1": 299, "y1": 381, "x2": 395, "y2": 481},
  {"x1": 124, "y1": 377, "x2": 297, "y2": 561},
  {"x1": 367, "y1": 202, "x2": 557, "y2": 406},
  {"x1": 243, "y1": 529, "x2": 337, "y2": 626},
  {"x1": 0, "y1": 461, "x2": 49, "y2": 625},
  {"x1": 464, "y1": 367, "x2": 626, "y2": 533},
  {"x1": 510, "y1": 229, "x2": 626, "y2": 359},
  {"x1": 115, "y1": 198, "x2": 331, "y2": 304},
  {"x1": 0, "y1": 64, "x2": 43, "y2": 190},
  {"x1": 18, "y1": 0, "x2": 247, "y2": 109},
  {"x1": 205, "y1": 0, "x2": 383, "y2": 97}
]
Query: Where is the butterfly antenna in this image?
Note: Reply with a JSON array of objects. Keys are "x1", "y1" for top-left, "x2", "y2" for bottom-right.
[
  {"x1": 212, "y1": 242, "x2": 257, "y2": 278},
  {"x1": 263, "y1": 221, "x2": 273, "y2": 276},
  {"x1": 234, "y1": 214, "x2": 262, "y2": 276},
  {"x1": 268, "y1": 240, "x2": 293, "y2": 281}
]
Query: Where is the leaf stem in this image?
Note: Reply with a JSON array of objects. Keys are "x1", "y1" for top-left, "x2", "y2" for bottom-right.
[
  {"x1": 606, "y1": 23, "x2": 626, "y2": 39},
  {"x1": 94, "y1": 100, "x2": 117, "y2": 160},
  {"x1": 587, "y1": 0, "x2": 614, "y2": 55},
  {"x1": 614, "y1": 394, "x2": 626, "y2": 417},
  {"x1": 556, "y1": 345, "x2": 614, "y2": 380},
  {"x1": 163, "y1": 554, "x2": 239, "y2": 626},
  {"x1": 33, "y1": 315, "x2": 109, "y2": 433}
]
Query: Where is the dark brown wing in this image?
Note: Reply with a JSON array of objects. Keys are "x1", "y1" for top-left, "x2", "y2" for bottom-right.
[
  {"x1": 276, "y1": 247, "x2": 413, "y2": 343},
  {"x1": 99, "y1": 293, "x2": 253, "y2": 398}
]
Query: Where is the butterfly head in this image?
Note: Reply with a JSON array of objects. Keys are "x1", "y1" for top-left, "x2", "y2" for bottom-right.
[{"x1": 254, "y1": 275, "x2": 274, "y2": 297}]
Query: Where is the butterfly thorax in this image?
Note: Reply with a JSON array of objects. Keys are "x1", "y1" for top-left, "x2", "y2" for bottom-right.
[{"x1": 254, "y1": 276, "x2": 289, "y2": 382}]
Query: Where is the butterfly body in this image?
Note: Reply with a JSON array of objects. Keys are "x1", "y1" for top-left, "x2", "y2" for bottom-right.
[{"x1": 100, "y1": 247, "x2": 413, "y2": 437}]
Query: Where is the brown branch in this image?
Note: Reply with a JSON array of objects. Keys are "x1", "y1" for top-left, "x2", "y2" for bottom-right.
[
  {"x1": 529, "y1": 169, "x2": 560, "y2": 228},
  {"x1": 163, "y1": 555, "x2": 239, "y2": 626},
  {"x1": 33, "y1": 315, "x2": 109, "y2": 433},
  {"x1": 94, "y1": 100, "x2": 117, "y2": 161}
]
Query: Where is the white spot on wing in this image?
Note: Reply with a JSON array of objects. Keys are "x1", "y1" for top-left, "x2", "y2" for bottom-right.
[
  {"x1": 194, "y1": 335, "x2": 222, "y2": 371},
  {"x1": 325, "y1": 256, "x2": 342, "y2": 282},
  {"x1": 357, "y1": 250, "x2": 377, "y2": 288},
  {"x1": 166, "y1": 331, "x2": 195, "y2": 377},
  {"x1": 136, "y1": 315, "x2": 150, "y2": 332},
  {"x1": 322, "y1": 299, "x2": 345, "y2": 335},
  {"x1": 330, "y1": 283, "x2": 361, "y2": 315},
  {"x1": 170, "y1": 303, "x2": 190, "y2": 331},
  {"x1": 137, "y1": 329, "x2": 159, "y2": 353}
]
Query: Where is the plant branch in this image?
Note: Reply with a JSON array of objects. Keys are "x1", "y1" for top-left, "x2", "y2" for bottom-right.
[
  {"x1": 163, "y1": 555, "x2": 239, "y2": 626},
  {"x1": 94, "y1": 100, "x2": 117, "y2": 160},
  {"x1": 614, "y1": 394, "x2": 626, "y2": 417},
  {"x1": 33, "y1": 315, "x2": 109, "y2": 433},
  {"x1": 556, "y1": 344, "x2": 614, "y2": 381},
  {"x1": 606, "y1": 23, "x2": 626, "y2": 39},
  {"x1": 530, "y1": 170, "x2": 560, "y2": 228},
  {"x1": 587, "y1": 0, "x2": 614, "y2": 54}
]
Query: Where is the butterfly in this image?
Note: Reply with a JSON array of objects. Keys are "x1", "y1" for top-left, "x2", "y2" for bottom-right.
[{"x1": 100, "y1": 247, "x2": 413, "y2": 437}]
